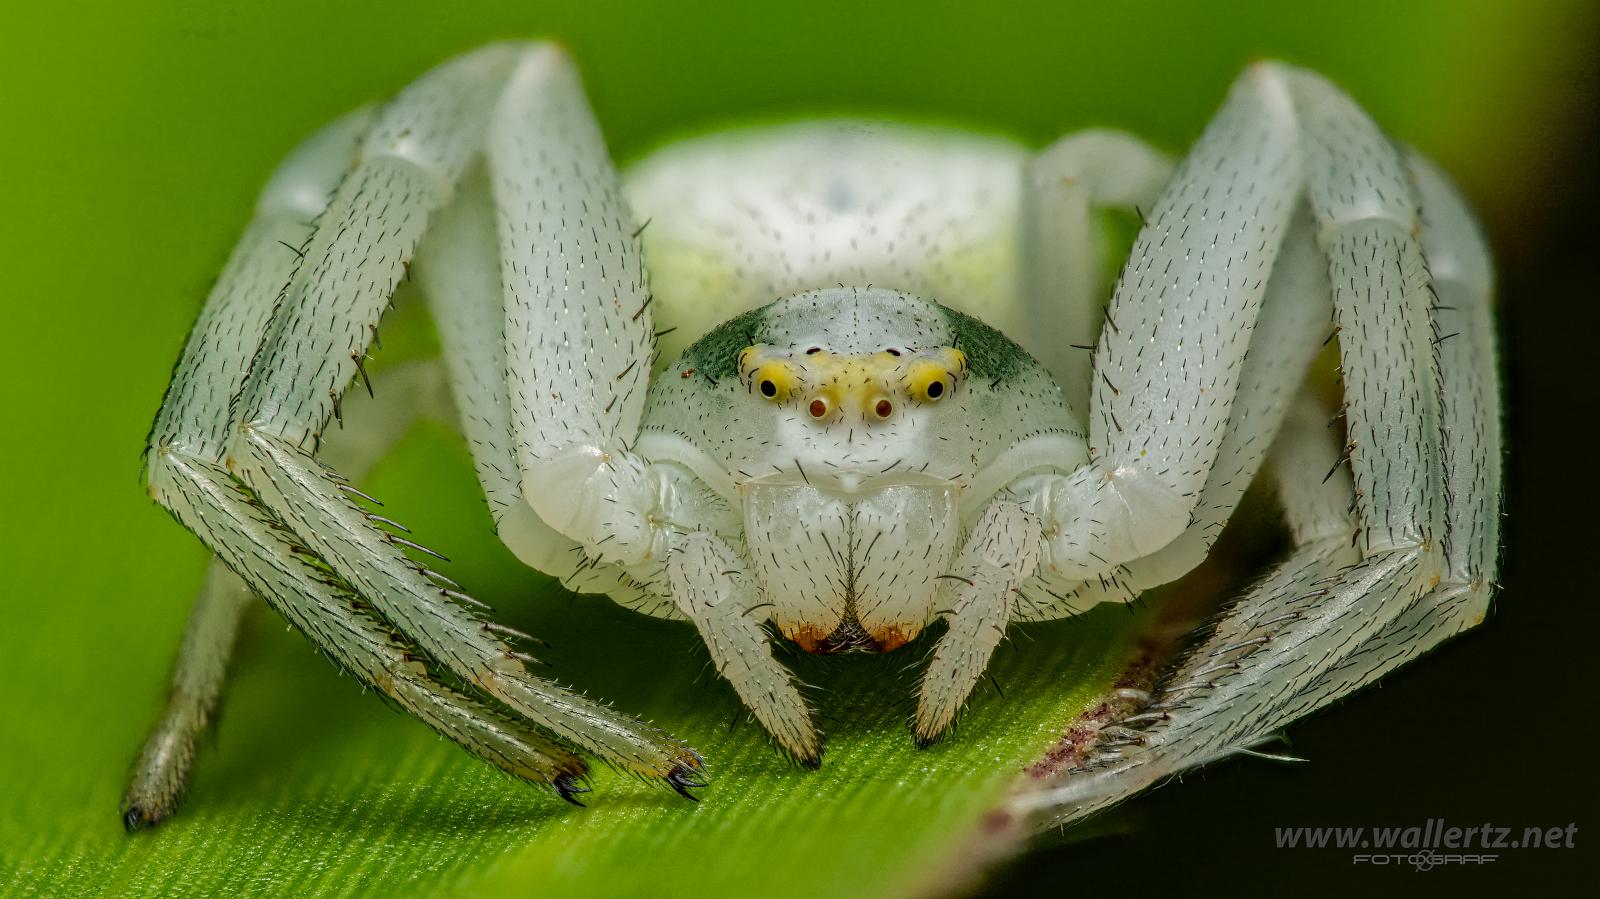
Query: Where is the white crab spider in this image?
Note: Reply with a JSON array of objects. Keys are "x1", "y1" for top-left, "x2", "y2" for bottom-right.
[{"x1": 124, "y1": 42, "x2": 1501, "y2": 829}]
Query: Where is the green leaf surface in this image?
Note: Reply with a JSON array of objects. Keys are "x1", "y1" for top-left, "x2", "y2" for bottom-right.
[{"x1": 0, "y1": 2, "x2": 1579, "y2": 897}]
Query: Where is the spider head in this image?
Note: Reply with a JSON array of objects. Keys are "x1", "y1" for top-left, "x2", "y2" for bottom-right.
[{"x1": 642, "y1": 286, "x2": 1082, "y2": 653}]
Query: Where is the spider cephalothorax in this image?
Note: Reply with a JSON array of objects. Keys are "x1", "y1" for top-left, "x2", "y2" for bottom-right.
[
  {"x1": 125, "y1": 42, "x2": 1500, "y2": 830},
  {"x1": 636, "y1": 288, "x2": 1077, "y2": 656}
]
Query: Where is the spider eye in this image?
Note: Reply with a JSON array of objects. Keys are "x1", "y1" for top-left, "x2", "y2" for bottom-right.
[
  {"x1": 873, "y1": 398, "x2": 894, "y2": 420},
  {"x1": 903, "y1": 347, "x2": 967, "y2": 404},
  {"x1": 747, "y1": 360, "x2": 801, "y2": 402},
  {"x1": 809, "y1": 398, "x2": 829, "y2": 419},
  {"x1": 738, "y1": 346, "x2": 804, "y2": 402},
  {"x1": 905, "y1": 362, "x2": 954, "y2": 403}
]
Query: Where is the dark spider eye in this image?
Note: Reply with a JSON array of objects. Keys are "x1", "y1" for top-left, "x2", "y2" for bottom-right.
[
  {"x1": 809, "y1": 398, "x2": 828, "y2": 418},
  {"x1": 806, "y1": 346, "x2": 822, "y2": 354},
  {"x1": 874, "y1": 399, "x2": 893, "y2": 419},
  {"x1": 885, "y1": 348, "x2": 901, "y2": 356},
  {"x1": 760, "y1": 379, "x2": 777, "y2": 397},
  {"x1": 926, "y1": 380, "x2": 944, "y2": 399}
]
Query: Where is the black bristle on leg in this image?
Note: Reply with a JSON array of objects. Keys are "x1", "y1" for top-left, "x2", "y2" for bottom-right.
[
  {"x1": 912, "y1": 726, "x2": 950, "y2": 750},
  {"x1": 554, "y1": 772, "x2": 591, "y2": 807}
]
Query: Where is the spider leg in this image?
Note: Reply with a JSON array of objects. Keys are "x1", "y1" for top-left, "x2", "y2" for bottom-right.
[
  {"x1": 230, "y1": 44, "x2": 698, "y2": 784},
  {"x1": 667, "y1": 532, "x2": 820, "y2": 764},
  {"x1": 1120, "y1": 203, "x2": 1333, "y2": 589},
  {"x1": 1010, "y1": 199, "x2": 1332, "y2": 620},
  {"x1": 913, "y1": 503, "x2": 1043, "y2": 744},
  {"x1": 1012, "y1": 72, "x2": 1499, "y2": 827},
  {"x1": 1023, "y1": 131, "x2": 1172, "y2": 414},
  {"x1": 133, "y1": 103, "x2": 374, "y2": 828},
  {"x1": 152, "y1": 453, "x2": 590, "y2": 812},
  {"x1": 482, "y1": 47, "x2": 829, "y2": 764},
  {"x1": 1027, "y1": 64, "x2": 1307, "y2": 582},
  {"x1": 122, "y1": 560, "x2": 253, "y2": 830},
  {"x1": 488, "y1": 49, "x2": 667, "y2": 570},
  {"x1": 1012, "y1": 397, "x2": 1356, "y2": 825},
  {"x1": 1277, "y1": 153, "x2": 1500, "y2": 711},
  {"x1": 415, "y1": 147, "x2": 707, "y2": 775},
  {"x1": 126, "y1": 360, "x2": 454, "y2": 828},
  {"x1": 142, "y1": 44, "x2": 699, "y2": 825},
  {"x1": 416, "y1": 160, "x2": 625, "y2": 594}
]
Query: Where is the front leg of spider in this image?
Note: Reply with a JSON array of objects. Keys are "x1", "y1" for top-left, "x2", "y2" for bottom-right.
[{"x1": 132, "y1": 43, "x2": 703, "y2": 827}]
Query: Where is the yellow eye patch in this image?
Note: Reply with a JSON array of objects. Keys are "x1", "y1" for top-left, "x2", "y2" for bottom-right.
[
  {"x1": 905, "y1": 362, "x2": 953, "y2": 402},
  {"x1": 739, "y1": 346, "x2": 804, "y2": 401},
  {"x1": 903, "y1": 348, "x2": 967, "y2": 403},
  {"x1": 752, "y1": 362, "x2": 801, "y2": 400},
  {"x1": 737, "y1": 344, "x2": 966, "y2": 415}
]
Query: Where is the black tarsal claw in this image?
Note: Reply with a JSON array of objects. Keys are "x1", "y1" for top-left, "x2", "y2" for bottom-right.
[
  {"x1": 122, "y1": 805, "x2": 152, "y2": 832},
  {"x1": 667, "y1": 764, "x2": 707, "y2": 802},
  {"x1": 554, "y1": 772, "x2": 592, "y2": 807}
]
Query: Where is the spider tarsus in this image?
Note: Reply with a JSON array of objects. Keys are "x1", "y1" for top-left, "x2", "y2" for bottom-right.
[
  {"x1": 666, "y1": 763, "x2": 707, "y2": 802},
  {"x1": 121, "y1": 803, "x2": 158, "y2": 832},
  {"x1": 554, "y1": 772, "x2": 591, "y2": 807}
]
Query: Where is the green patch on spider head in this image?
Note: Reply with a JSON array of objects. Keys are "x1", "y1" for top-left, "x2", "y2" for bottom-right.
[
  {"x1": 679, "y1": 305, "x2": 774, "y2": 382},
  {"x1": 937, "y1": 304, "x2": 1032, "y2": 383}
]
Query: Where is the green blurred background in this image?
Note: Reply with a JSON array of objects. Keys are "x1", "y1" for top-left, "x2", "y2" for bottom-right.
[{"x1": 1, "y1": 1, "x2": 1595, "y2": 896}]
